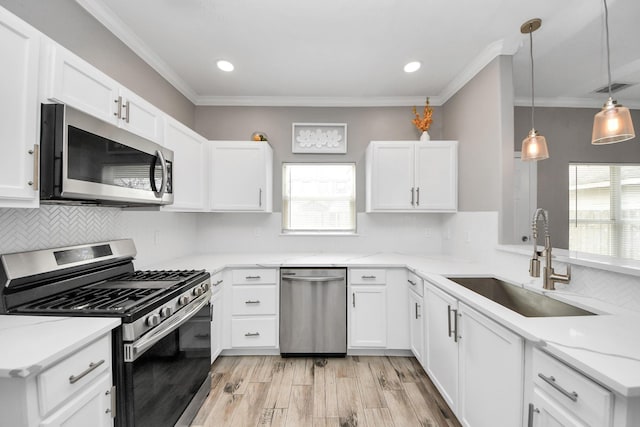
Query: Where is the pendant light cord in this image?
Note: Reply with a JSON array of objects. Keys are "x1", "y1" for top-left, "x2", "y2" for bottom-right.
[
  {"x1": 604, "y1": 0, "x2": 612, "y2": 98},
  {"x1": 529, "y1": 25, "x2": 535, "y2": 130}
]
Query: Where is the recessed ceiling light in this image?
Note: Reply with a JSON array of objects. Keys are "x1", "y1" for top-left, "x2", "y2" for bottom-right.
[
  {"x1": 404, "y1": 61, "x2": 421, "y2": 73},
  {"x1": 217, "y1": 60, "x2": 234, "y2": 72}
]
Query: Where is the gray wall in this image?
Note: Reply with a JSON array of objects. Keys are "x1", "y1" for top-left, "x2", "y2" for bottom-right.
[
  {"x1": 0, "y1": 0, "x2": 196, "y2": 128},
  {"x1": 194, "y1": 106, "x2": 444, "y2": 213},
  {"x1": 442, "y1": 56, "x2": 514, "y2": 215},
  {"x1": 514, "y1": 106, "x2": 640, "y2": 248}
]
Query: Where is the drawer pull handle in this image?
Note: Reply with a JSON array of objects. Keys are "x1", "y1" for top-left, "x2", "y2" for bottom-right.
[
  {"x1": 213, "y1": 280, "x2": 223, "y2": 286},
  {"x1": 361, "y1": 275, "x2": 377, "y2": 279},
  {"x1": 245, "y1": 276, "x2": 261, "y2": 280},
  {"x1": 245, "y1": 332, "x2": 260, "y2": 337},
  {"x1": 69, "y1": 359, "x2": 105, "y2": 384},
  {"x1": 245, "y1": 300, "x2": 261, "y2": 304},
  {"x1": 408, "y1": 279, "x2": 416, "y2": 286},
  {"x1": 538, "y1": 373, "x2": 579, "y2": 402}
]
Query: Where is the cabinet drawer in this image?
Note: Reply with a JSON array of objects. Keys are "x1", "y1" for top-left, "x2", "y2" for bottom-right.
[
  {"x1": 407, "y1": 271, "x2": 424, "y2": 296},
  {"x1": 37, "y1": 334, "x2": 111, "y2": 416},
  {"x1": 350, "y1": 269, "x2": 386, "y2": 285},
  {"x1": 231, "y1": 317, "x2": 277, "y2": 347},
  {"x1": 532, "y1": 348, "x2": 612, "y2": 426},
  {"x1": 232, "y1": 285, "x2": 277, "y2": 315},
  {"x1": 232, "y1": 269, "x2": 277, "y2": 285}
]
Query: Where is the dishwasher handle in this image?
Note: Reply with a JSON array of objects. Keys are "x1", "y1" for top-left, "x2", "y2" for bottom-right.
[{"x1": 281, "y1": 275, "x2": 344, "y2": 282}]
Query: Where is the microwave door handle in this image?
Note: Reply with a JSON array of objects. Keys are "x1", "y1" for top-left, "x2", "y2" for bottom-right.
[{"x1": 151, "y1": 150, "x2": 168, "y2": 198}]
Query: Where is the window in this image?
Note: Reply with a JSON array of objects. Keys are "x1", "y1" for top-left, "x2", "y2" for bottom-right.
[
  {"x1": 569, "y1": 164, "x2": 640, "y2": 260},
  {"x1": 282, "y1": 163, "x2": 356, "y2": 233}
]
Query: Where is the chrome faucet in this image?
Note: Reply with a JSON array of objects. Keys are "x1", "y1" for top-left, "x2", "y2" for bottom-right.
[{"x1": 529, "y1": 208, "x2": 571, "y2": 290}]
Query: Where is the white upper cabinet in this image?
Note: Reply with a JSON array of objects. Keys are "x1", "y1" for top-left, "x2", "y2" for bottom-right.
[
  {"x1": 209, "y1": 141, "x2": 273, "y2": 212},
  {"x1": 366, "y1": 140, "x2": 458, "y2": 212},
  {"x1": 44, "y1": 42, "x2": 163, "y2": 143},
  {"x1": 162, "y1": 117, "x2": 208, "y2": 211},
  {"x1": 0, "y1": 6, "x2": 40, "y2": 208}
]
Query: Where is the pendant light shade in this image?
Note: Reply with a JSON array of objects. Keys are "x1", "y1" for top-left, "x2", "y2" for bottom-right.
[
  {"x1": 591, "y1": 0, "x2": 635, "y2": 145},
  {"x1": 520, "y1": 18, "x2": 549, "y2": 162}
]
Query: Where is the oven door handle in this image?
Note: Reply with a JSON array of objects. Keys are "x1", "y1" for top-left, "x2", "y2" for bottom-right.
[{"x1": 125, "y1": 292, "x2": 210, "y2": 362}]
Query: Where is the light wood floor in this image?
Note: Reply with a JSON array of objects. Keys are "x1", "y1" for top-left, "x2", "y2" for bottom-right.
[{"x1": 190, "y1": 356, "x2": 461, "y2": 427}]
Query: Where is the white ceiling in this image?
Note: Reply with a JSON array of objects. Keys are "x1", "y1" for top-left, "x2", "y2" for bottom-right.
[{"x1": 75, "y1": 0, "x2": 640, "y2": 108}]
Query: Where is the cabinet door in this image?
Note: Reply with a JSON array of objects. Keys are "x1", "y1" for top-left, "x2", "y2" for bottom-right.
[
  {"x1": 47, "y1": 43, "x2": 119, "y2": 125},
  {"x1": 424, "y1": 284, "x2": 458, "y2": 410},
  {"x1": 349, "y1": 286, "x2": 387, "y2": 347},
  {"x1": 458, "y1": 302, "x2": 523, "y2": 427},
  {"x1": 118, "y1": 88, "x2": 163, "y2": 143},
  {"x1": 414, "y1": 141, "x2": 457, "y2": 211},
  {"x1": 162, "y1": 118, "x2": 208, "y2": 211},
  {"x1": 408, "y1": 289, "x2": 424, "y2": 364},
  {"x1": 367, "y1": 142, "x2": 415, "y2": 211},
  {"x1": 209, "y1": 142, "x2": 271, "y2": 211},
  {"x1": 40, "y1": 372, "x2": 113, "y2": 427},
  {"x1": 530, "y1": 388, "x2": 586, "y2": 427},
  {"x1": 210, "y1": 291, "x2": 223, "y2": 363},
  {"x1": 0, "y1": 8, "x2": 40, "y2": 207}
]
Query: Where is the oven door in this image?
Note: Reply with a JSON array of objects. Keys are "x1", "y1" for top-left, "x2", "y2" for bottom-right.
[{"x1": 121, "y1": 294, "x2": 211, "y2": 427}]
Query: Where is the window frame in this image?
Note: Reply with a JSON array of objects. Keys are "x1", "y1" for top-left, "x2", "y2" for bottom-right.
[{"x1": 282, "y1": 162, "x2": 357, "y2": 235}]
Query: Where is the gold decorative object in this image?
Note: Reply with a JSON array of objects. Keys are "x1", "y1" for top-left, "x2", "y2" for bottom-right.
[
  {"x1": 251, "y1": 131, "x2": 268, "y2": 141},
  {"x1": 412, "y1": 97, "x2": 433, "y2": 132}
]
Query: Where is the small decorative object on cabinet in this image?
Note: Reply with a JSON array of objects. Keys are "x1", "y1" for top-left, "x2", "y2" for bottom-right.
[
  {"x1": 251, "y1": 131, "x2": 268, "y2": 141},
  {"x1": 412, "y1": 97, "x2": 433, "y2": 141},
  {"x1": 292, "y1": 123, "x2": 347, "y2": 153}
]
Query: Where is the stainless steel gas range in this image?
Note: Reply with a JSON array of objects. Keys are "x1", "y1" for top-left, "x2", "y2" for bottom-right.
[{"x1": 0, "y1": 239, "x2": 211, "y2": 427}]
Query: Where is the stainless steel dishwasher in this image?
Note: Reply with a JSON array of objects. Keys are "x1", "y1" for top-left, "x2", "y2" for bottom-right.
[{"x1": 280, "y1": 268, "x2": 347, "y2": 356}]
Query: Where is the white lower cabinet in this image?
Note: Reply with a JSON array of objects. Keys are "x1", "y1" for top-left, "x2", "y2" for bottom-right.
[
  {"x1": 349, "y1": 269, "x2": 387, "y2": 348},
  {"x1": 424, "y1": 281, "x2": 524, "y2": 427},
  {"x1": 408, "y1": 276, "x2": 424, "y2": 363},
  {"x1": 528, "y1": 348, "x2": 613, "y2": 427},
  {"x1": 228, "y1": 268, "x2": 278, "y2": 349},
  {"x1": 210, "y1": 286, "x2": 224, "y2": 363}
]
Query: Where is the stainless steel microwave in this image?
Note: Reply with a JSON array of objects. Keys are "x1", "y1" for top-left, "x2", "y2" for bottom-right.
[{"x1": 39, "y1": 104, "x2": 173, "y2": 206}]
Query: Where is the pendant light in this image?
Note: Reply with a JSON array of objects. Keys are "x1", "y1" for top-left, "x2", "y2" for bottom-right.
[
  {"x1": 592, "y1": 0, "x2": 635, "y2": 144},
  {"x1": 520, "y1": 18, "x2": 549, "y2": 161}
]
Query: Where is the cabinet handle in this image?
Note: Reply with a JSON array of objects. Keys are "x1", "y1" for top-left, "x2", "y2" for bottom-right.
[
  {"x1": 408, "y1": 279, "x2": 416, "y2": 286},
  {"x1": 245, "y1": 275, "x2": 261, "y2": 280},
  {"x1": 361, "y1": 275, "x2": 377, "y2": 280},
  {"x1": 415, "y1": 302, "x2": 421, "y2": 319},
  {"x1": 69, "y1": 359, "x2": 105, "y2": 384},
  {"x1": 527, "y1": 403, "x2": 539, "y2": 427},
  {"x1": 213, "y1": 279, "x2": 223, "y2": 286},
  {"x1": 411, "y1": 187, "x2": 415, "y2": 206},
  {"x1": 195, "y1": 333, "x2": 210, "y2": 339},
  {"x1": 107, "y1": 385, "x2": 116, "y2": 418},
  {"x1": 122, "y1": 100, "x2": 130, "y2": 123},
  {"x1": 245, "y1": 300, "x2": 261, "y2": 304},
  {"x1": 28, "y1": 144, "x2": 39, "y2": 191},
  {"x1": 453, "y1": 309, "x2": 459, "y2": 342},
  {"x1": 259, "y1": 188, "x2": 262, "y2": 207},
  {"x1": 245, "y1": 332, "x2": 260, "y2": 337},
  {"x1": 447, "y1": 305, "x2": 452, "y2": 337},
  {"x1": 114, "y1": 97, "x2": 122, "y2": 118},
  {"x1": 416, "y1": 187, "x2": 420, "y2": 206},
  {"x1": 353, "y1": 292, "x2": 355, "y2": 307},
  {"x1": 538, "y1": 373, "x2": 579, "y2": 402}
]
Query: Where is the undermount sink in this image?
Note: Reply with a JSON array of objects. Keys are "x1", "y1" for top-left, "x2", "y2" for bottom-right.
[{"x1": 446, "y1": 277, "x2": 596, "y2": 317}]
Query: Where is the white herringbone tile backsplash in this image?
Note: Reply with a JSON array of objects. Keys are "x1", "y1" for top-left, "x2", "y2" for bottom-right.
[{"x1": 0, "y1": 206, "x2": 123, "y2": 254}]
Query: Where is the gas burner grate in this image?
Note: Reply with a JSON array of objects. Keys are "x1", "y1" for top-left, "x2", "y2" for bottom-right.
[{"x1": 120, "y1": 270, "x2": 200, "y2": 281}]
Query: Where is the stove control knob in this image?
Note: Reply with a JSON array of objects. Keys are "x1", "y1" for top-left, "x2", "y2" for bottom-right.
[
  {"x1": 159, "y1": 307, "x2": 173, "y2": 318},
  {"x1": 145, "y1": 314, "x2": 160, "y2": 327},
  {"x1": 201, "y1": 283, "x2": 210, "y2": 292},
  {"x1": 192, "y1": 287, "x2": 203, "y2": 297},
  {"x1": 178, "y1": 295, "x2": 190, "y2": 306}
]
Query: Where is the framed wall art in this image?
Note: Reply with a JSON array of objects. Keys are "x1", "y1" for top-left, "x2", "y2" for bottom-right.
[{"x1": 292, "y1": 123, "x2": 347, "y2": 154}]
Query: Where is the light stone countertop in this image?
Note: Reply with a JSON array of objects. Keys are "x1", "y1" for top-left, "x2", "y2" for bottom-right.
[
  {"x1": 146, "y1": 251, "x2": 640, "y2": 397},
  {"x1": 0, "y1": 316, "x2": 120, "y2": 379}
]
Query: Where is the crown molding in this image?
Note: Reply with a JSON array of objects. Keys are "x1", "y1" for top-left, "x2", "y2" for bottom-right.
[
  {"x1": 438, "y1": 37, "x2": 522, "y2": 105},
  {"x1": 194, "y1": 95, "x2": 445, "y2": 107},
  {"x1": 514, "y1": 96, "x2": 640, "y2": 110},
  {"x1": 75, "y1": 0, "x2": 198, "y2": 103}
]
